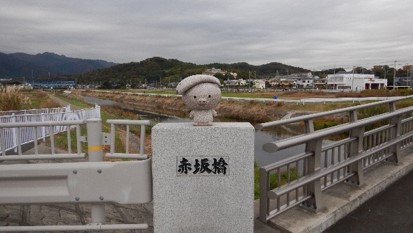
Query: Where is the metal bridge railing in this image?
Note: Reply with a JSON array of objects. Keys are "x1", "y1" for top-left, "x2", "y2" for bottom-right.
[
  {"x1": 0, "y1": 105, "x2": 100, "y2": 156},
  {"x1": 257, "y1": 95, "x2": 413, "y2": 223},
  {"x1": 105, "y1": 119, "x2": 151, "y2": 159},
  {"x1": 0, "y1": 120, "x2": 85, "y2": 161},
  {"x1": 0, "y1": 118, "x2": 152, "y2": 232}
]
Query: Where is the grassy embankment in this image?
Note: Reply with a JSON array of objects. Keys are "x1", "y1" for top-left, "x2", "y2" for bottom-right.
[
  {"x1": 80, "y1": 88, "x2": 413, "y2": 128},
  {"x1": 80, "y1": 89, "x2": 359, "y2": 124}
]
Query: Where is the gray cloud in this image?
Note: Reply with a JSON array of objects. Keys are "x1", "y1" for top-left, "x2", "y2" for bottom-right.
[{"x1": 1, "y1": 0, "x2": 412, "y2": 70}]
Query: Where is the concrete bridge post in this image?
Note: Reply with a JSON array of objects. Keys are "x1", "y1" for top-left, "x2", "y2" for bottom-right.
[{"x1": 152, "y1": 122, "x2": 254, "y2": 233}]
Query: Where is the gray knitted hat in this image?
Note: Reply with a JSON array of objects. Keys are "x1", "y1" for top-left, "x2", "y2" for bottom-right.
[{"x1": 176, "y1": 75, "x2": 221, "y2": 95}]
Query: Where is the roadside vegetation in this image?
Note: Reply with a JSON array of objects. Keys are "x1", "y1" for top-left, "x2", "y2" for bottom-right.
[
  {"x1": 0, "y1": 86, "x2": 24, "y2": 111},
  {"x1": 253, "y1": 162, "x2": 299, "y2": 199},
  {"x1": 0, "y1": 88, "x2": 62, "y2": 111}
]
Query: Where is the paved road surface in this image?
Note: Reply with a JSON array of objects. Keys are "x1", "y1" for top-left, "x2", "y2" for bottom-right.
[{"x1": 325, "y1": 170, "x2": 413, "y2": 233}]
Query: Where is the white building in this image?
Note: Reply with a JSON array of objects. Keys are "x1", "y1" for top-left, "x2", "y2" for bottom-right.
[
  {"x1": 326, "y1": 72, "x2": 387, "y2": 91},
  {"x1": 296, "y1": 78, "x2": 314, "y2": 88},
  {"x1": 253, "y1": 80, "x2": 266, "y2": 89}
]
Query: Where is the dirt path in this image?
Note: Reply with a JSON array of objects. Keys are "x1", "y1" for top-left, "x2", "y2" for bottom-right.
[{"x1": 47, "y1": 92, "x2": 82, "y2": 111}]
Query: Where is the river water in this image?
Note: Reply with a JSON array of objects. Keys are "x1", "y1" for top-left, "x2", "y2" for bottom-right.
[{"x1": 83, "y1": 96, "x2": 305, "y2": 166}]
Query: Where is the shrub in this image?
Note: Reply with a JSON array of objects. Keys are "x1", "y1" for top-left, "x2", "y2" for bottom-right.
[{"x1": 0, "y1": 86, "x2": 23, "y2": 111}]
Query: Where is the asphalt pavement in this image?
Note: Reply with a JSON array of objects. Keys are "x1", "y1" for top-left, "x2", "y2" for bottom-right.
[{"x1": 324, "y1": 170, "x2": 413, "y2": 233}]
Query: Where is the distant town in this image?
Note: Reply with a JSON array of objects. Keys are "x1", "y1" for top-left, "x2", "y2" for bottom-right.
[
  {"x1": 0, "y1": 53, "x2": 412, "y2": 92},
  {"x1": 204, "y1": 67, "x2": 392, "y2": 92},
  {"x1": 3, "y1": 66, "x2": 412, "y2": 93}
]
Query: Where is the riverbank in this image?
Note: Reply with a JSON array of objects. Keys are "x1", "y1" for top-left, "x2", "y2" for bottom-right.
[{"x1": 77, "y1": 89, "x2": 337, "y2": 123}]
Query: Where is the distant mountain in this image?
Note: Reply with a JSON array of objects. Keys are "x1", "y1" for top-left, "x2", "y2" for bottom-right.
[
  {"x1": 76, "y1": 56, "x2": 310, "y2": 84},
  {"x1": 0, "y1": 52, "x2": 116, "y2": 79}
]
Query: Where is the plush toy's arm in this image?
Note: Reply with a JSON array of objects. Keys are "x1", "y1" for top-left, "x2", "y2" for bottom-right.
[
  {"x1": 212, "y1": 110, "x2": 217, "y2": 117},
  {"x1": 189, "y1": 111, "x2": 194, "y2": 119}
]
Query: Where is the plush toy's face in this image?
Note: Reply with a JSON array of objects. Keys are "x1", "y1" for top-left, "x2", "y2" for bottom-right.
[{"x1": 182, "y1": 83, "x2": 221, "y2": 110}]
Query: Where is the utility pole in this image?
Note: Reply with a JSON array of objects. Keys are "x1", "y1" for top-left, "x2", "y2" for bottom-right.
[
  {"x1": 393, "y1": 60, "x2": 397, "y2": 88},
  {"x1": 352, "y1": 66, "x2": 355, "y2": 91}
]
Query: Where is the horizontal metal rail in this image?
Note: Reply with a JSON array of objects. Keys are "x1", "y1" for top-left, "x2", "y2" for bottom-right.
[
  {"x1": 261, "y1": 152, "x2": 312, "y2": 171},
  {"x1": 0, "y1": 120, "x2": 85, "y2": 128},
  {"x1": 0, "y1": 153, "x2": 86, "y2": 161},
  {"x1": 106, "y1": 119, "x2": 151, "y2": 125},
  {"x1": 263, "y1": 105, "x2": 413, "y2": 152},
  {"x1": 269, "y1": 131, "x2": 413, "y2": 198},
  {"x1": 0, "y1": 160, "x2": 152, "y2": 204},
  {"x1": 256, "y1": 95, "x2": 413, "y2": 129},
  {"x1": 0, "y1": 106, "x2": 70, "y2": 117},
  {"x1": 0, "y1": 223, "x2": 148, "y2": 232}
]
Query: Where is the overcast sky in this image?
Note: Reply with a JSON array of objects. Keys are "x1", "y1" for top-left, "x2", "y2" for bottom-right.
[{"x1": 1, "y1": 0, "x2": 412, "y2": 70}]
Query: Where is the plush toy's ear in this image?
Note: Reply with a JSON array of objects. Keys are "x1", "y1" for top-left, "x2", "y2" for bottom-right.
[{"x1": 176, "y1": 75, "x2": 221, "y2": 95}]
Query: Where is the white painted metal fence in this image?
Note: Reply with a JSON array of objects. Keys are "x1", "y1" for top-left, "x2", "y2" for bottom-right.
[{"x1": 0, "y1": 105, "x2": 100, "y2": 155}]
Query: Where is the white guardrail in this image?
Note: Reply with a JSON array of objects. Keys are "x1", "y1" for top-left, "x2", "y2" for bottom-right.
[
  {"x1": 0, "y1": 105, "x2": 100, "y2": 155},
  {"x1": 0, "y1": 117, "x2": 153, "y2": 232}
]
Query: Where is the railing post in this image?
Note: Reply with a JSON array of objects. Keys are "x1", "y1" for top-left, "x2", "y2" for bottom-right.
[
  {"x1": 388, "y1": 101, "x2": 396, "y2": 112},
  {"x1": 259, "y1": 167, "x2": 270, "y2": 223},
  {"x1": 349, "y1": 110, "x2": 358, "y2": 122},
  {"x1": 346, "y1": 109, "x2": 364, "y2": 185},
  {"x1": 12, "y1": 113, "x2": 17, "y2": 152},
  {"x1": 301, "y1": 138, "x2": 324, "y2": 212},
  {"x1": 95, "y1": 104, "x2": 101, "y2": 118},
  {"x1": 388, "y1": 115, "x2": 402, "y2": 164},
  {"x1": 304, "y1": 119, "x2": 314, "y2": 133},
  {"x1": 347, "y1": 126, "x2": 365, "y2": 186},
  {"x1": 86, "y1": 118, "x2": 106, "y2": 224},
  {"x1": 41, "y1": 113, "x2": 46, "y2": 141}
]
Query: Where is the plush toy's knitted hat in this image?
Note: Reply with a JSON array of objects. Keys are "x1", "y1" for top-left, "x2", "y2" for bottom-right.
[{"x1": 176, "y1": 75, "x2": 221, "y2": 95}]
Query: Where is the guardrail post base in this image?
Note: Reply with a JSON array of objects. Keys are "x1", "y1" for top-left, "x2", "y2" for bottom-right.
[
  {"x1": 301, "y1": 180, "x2": 324, "y2": 212},
  {"x1": 346, "y1": 160, "x2": 364, "y2": 186}
]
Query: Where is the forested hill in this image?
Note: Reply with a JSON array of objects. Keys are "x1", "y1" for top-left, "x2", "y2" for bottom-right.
[
  {"x1": 76, "y1": 57, "x2": 310, "y2": 84},
  {"x1": 0, "y1": 52, "x2": 115, "y2": 78}
]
